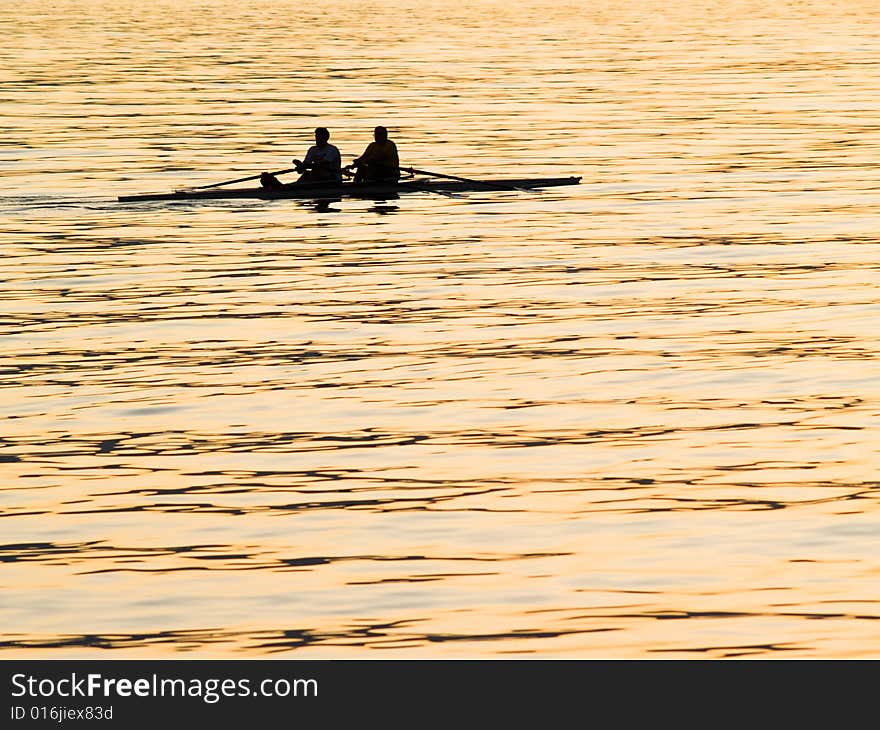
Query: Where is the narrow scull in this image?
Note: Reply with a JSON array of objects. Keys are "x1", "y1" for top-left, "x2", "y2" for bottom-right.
[{"x1": 116, "y1": 176, "x2": 581, "y2": 203}]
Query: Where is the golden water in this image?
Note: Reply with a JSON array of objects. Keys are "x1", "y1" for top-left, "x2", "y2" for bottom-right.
[{"x1": 2, "y1": 0, "x2": 879, "y2": 657}]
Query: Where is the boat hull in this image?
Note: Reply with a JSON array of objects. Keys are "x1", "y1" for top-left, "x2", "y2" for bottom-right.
[{"x1": 117, "y1": 176, "x2": 581, "y2": 203}]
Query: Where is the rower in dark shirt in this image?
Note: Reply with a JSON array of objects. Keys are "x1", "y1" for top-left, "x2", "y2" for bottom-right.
[{"x1": 345, "y1": 126, "x2": 400, "y2": 183}]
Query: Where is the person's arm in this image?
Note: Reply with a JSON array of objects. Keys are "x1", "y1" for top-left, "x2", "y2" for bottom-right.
[
  {"x1": 350, "y1": 142, "x2": 377, "y2": 168},
  {"x1": 298, "y1": 146, "x2": 318, "y2": 171}
]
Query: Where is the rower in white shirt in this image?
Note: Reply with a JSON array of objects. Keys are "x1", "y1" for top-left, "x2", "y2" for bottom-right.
[{"x1": 260, "y1": 127, "x2": 342, "y2": 187}]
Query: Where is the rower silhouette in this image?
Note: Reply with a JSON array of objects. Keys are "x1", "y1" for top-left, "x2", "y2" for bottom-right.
[
  {"x1": 260, "y1": 127, "x2": 342, "y2": 188},
  {"x1": 345, "y1": 126, "x2": 400, "y2": 183}
]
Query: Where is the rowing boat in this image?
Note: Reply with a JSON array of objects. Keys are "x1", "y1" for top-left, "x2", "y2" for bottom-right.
[{"x1": 116, "y1": 176, "x2": 581, "y2": 203}]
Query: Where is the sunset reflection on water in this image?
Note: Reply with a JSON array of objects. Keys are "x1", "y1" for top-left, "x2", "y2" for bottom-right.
[{"x1": 1, "y1": 0, "x2": 879, "y2": 657}]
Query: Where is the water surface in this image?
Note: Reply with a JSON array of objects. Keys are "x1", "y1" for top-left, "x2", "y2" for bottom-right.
[{"x1": 1, "y1": 0, "x2": 879, "y2": 657}]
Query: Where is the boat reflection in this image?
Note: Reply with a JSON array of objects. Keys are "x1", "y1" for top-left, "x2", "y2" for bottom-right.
[
  {"x1": 370, "y1": 203, "x2": 399, "y2": 214},
  {"x1": 312, "y1": 199, "x2": 342, "y2": 213},
  {"x1": 298, "y1": 196, "x2": 400, "y2": 214}
]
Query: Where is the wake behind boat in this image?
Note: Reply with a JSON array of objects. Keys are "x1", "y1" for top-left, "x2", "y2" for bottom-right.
[{"x1": 117, "y1": 174, "x2": 582, "y2": 203}]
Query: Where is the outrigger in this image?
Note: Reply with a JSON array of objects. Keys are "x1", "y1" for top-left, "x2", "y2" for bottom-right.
[{"x1": 117, "y1": 167, "x2": 581, "y2": 203}]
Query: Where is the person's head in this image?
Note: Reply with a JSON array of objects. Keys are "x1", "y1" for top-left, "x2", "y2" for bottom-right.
[
  {"x1": 315, "y1": 127, "x2": 330, "y2": 144},
  {"x1": 374, "y1": 126, "x2": 388, "y2": 142}
]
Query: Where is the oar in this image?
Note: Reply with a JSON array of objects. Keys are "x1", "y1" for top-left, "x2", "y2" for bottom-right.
[
  {"x1": 406, "y1": 182, "x2": 462, "y2": 199},
  {"x1": 179, "y1": 167, "x2": 299, "y2": 192},
  {"x1": 400, "y1": 166, "x2": 537, "y2": 193},
  {"x1": 345, "y1": 166, "x2": 461, "y2": 198}
]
